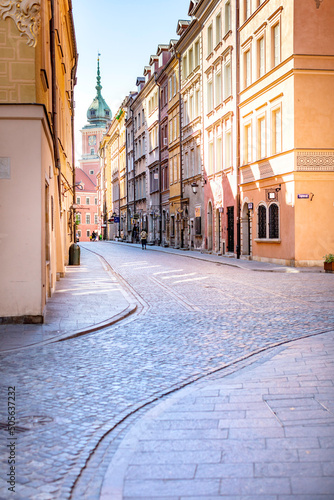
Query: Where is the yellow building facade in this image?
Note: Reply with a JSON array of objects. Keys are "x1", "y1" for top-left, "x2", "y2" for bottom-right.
[{"x1": 0, "y1": 1, "x2": 77, "y2": 321}]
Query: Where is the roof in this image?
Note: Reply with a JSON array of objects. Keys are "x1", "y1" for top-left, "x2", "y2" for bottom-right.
[{"x1": 75, "y1": 168, "x2": 97, "y2": 193}]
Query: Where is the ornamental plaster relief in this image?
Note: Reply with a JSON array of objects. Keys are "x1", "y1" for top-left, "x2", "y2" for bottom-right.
[
  {"x1": 0, "y1": 0, "x2": 40, "y2": 47},
  {"x1": 296, "y1": 151, "x2": 334, "y2": 171}
]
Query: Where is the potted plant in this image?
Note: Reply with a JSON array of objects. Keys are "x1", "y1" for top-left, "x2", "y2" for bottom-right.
[{"x1": 323, "y1": 254, "x2": 334, "y2": 273}]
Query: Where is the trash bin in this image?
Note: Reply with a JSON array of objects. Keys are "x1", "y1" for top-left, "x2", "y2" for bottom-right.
[{"x1": 69, "y1": 243, "x2": 80, "y2": 265}]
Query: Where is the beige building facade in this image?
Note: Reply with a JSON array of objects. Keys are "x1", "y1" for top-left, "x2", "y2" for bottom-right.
[{"x1": 0, "y1": 0, "x2": 77, "y2": 321}]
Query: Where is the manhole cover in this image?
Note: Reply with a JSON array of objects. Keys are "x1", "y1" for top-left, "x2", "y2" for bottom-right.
[{"x1": 17, "y1": 415, "x2": 53, "y2": 428}]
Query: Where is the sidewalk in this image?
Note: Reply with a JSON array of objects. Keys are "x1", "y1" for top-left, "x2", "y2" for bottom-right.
[
  {"x1": 105, "y1": 240, "x2": 323, "y2": 274},
  {"x1": 101, "y1": 330, "x2": 334, "y2": 499},
  {"x1": 0, "y1": 247, "x2": 135, "y2": 353}
]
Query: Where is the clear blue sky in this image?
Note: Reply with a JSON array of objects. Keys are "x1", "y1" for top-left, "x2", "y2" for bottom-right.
[{"x1": 72, "y1": 0, "x2": 191, "y2": 161}]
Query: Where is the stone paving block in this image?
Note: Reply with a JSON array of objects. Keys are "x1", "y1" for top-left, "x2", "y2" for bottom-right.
[
  {"x1": 125, "y1": 464, "x2": 196, "y2": 480},
  {"x1": 254, "y1": 461, "x2": 323, "y2": 478},
  {"x1": 138, "y1": 437, "x2": 228, "y2": 452},
  {"x1": 322, "y1": 461, "x2": 334, "y2": 475},
  {"x1": 181, "y1": 497, "x2": 277, "y2": 500},
  {"x1": 291, "y1": 476, "x2": 334, "y2": 495},
  {"x1": 124, "y1": 497, "x2": 179, "y2": 500},
  {"x1": 266, "y1": 437, "x2": 320, "y2": 449},
  {"x1": 141, "y1": 428, "x2": 228, "y2": 441},
  {"x1": 219, "y1": 477, "x2": 291, "y2": 495},
  {"x1": 123, "y1": 478, "x2": 220, "y2": 496},
  {"x1": 167, "y1": 419, "x2": 219, "y2": 430},
  {"x1": 129, "y1": 450, "x2": 222, "y2": 465},
  {"x1": 284, "y1": 427, "x2": 333, "y2": 441},
  {"x1": 196, "y1": 462, "x2": 254, "y2": 479},
  {"x1": 298, "y1": 449, "x2": 334, "y2": 462},
  {"x1": 218, "y1": 417, "x2": 280, "y2": 429},
  {"x1": 221, "y1": 448, "x2": 298, "y2": 464},
  {"x1": 228, "y1": 427, "x2": 285, "y2": 439}
]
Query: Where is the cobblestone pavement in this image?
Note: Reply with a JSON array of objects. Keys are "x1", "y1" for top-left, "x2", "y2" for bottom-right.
[{"x1": 0, "y1": 242, "x2": 333, "y2": 499}]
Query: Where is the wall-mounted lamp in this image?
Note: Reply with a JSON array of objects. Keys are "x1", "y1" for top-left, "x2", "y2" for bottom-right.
[
  {"x1": 191, "y1": 182, "x2": 198, "y2": 194},
  {"x1": 275, "y1": 184, "x2": 281, "y2": 193}
]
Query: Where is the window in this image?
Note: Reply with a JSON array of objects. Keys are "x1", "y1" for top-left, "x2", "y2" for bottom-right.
[
  {"x1": 86, "y1": 230, "x2": 90, "y2": 238},
  {"x1": 208, "y1": 140, "x2": 214, "y2": 175},
  {"x1": 77, "y1": 230, "x2": 81, "y2": 237},
  {"x1": 272, "y1": 23, "x2": 280, "y2": 67},
  {"x1": 190, "y1": 148, "x2": 195, "y2": 177},
  {"x1": 173, "y1": 117, "x2": 177, "y2": 141},
  {"x1": 94, "y1": 214, "x2": 98, "y2": 224},
  {"x1": 214, "y1": 71, "x2": 222, "y2": 107},
  {"x1": 207, "y1": 24, "x2": 213, "y2": 55},
  {"x1": 95, "y1": 197, "x2": 98, "y2": 205},
  {"x1": 76, "y1": 212, "x2": 81, "y2": 224},
  {"x1": 225, "y1": 130, "x2": 231, "y2": 167},
  {"x1": 89, "y1": 170, "x2": 94, "y2": 175},
  {"x1": 258, "y1": 36, "x2": 265, "y2": 78},
  {"x1": 258, "y1": 116, "x2": 266, "y2": 159},
  {"x1": 194, "y1": 40, "x2": 200, "y2": 67},
  {"x1": 215, "y1": 13, "x2": 222, "y2": 46},
  {"x1": 188, "y1": 47, "x2": 194, "y2": 74},
  {"x1": 269, "y1": 204, "x2": 279, "y2": 238},
  {"x1": 216, "y1": 134, "x2": 222, "y2": 172},
  {"x1": 182, "y1": 54, "x2": 187, "y2": 79},
  {"x1": 225, "y1": 1, "x2": 231, "y2": 33},
  {"x1": 195, "y1": 88, "x2": 200, "y2": 117},
  {"x1": 184, "y1": 152, "x2": 189, "y2": 179},
  {"x1": 258, "y1": 205, "x2": 266, "y2": 238},
  {"x1": 272, "y1": 108, "x2": 282, "y2": 154},
  {"x1": 76, "y1": 196, "x2": 80, "y2": 204},
  {"x1": 91, "y1": 148, "x2": 95, "y2": 155},
  {"x1": 207, "y1": 78, "x2": 213, "y2": 112},
  {"x1": 86, "y1": 197, "x2": 90, "y2": 205},
  {"x1": 86, "y1": 213, "x2": 91, "y2": 224},
  {"x1": 224, "y1": 61, "x2": 231, "y2": 99},
  {"x1": 244, "y1": 124, "x2": 252, "y2": 164},
  {"x1": 174, "y1": 156, "x2": 178, "y2": 183},
  {"x1": 195, "y1": 145, "x2": 200, "y2": 175},
  {"x1": 245, "y1": 0, "x2": 251, "y2": 20},
  {"x1": 244, "y1": 49, "x2": 251, "y2": 87}
]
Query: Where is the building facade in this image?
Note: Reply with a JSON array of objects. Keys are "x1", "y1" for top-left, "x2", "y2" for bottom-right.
[
  {"x1": 0, "y1": 0, "x2": 77, "y2": 321},
  {"x1": 97, "y1": 0, "x2": 333, "y2": 267}
]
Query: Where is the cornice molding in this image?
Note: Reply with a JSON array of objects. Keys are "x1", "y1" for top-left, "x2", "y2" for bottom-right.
[{"x1": 0, "y1": 0, "x2": 40, "y2": 47}]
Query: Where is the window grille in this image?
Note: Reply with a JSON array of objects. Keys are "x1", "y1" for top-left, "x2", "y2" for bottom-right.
[
  {"x1": 258, "y1": 205, "x2": 267, "y2": 238},
  {"x1": 269, "y1": 204, "x2": 279, "y2": 238}
]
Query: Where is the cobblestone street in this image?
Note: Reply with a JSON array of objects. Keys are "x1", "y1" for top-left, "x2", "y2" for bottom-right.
[{"x1": 0, "y1": 242, "x2": 333, "y2": 499}]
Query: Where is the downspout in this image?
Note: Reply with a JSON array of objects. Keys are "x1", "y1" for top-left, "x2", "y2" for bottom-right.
[
  {"x1": 50, "y1": 0, "x2": 61, "y2": 210},
  {"x1": 236, "y1": 0, "x2": 241, "y2": 259},
  {"x1": 156, "y1": 76, "x2": 162, "y2": 246},
  {"x1": 68, "y1": 0, "x2": 78, "y2": 243},
  {"x1": 176, "y1": 52, "x2": 183, "y2": 248}
]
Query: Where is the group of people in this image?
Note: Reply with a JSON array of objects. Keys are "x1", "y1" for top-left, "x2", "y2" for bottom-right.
[{"x1": 91, "y1": 231, "x2": 101, "y2": 241}]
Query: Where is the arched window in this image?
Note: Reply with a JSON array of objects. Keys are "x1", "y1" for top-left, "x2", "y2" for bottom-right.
[
  {"x1": 269, "y1": 203, "x2": 279, "y2": 239},
  {"x1": 258, "y1": 205, "x2": 266, "y2": 238}
]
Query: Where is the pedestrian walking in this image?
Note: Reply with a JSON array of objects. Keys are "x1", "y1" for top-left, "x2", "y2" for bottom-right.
[{"x1": 140, "y1": 229, "x2": 147, "y2": 249}]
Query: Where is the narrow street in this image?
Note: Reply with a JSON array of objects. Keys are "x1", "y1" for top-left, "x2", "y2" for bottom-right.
[{"x1": 0, "y1": 242, "x2": 333, "y2": 499}]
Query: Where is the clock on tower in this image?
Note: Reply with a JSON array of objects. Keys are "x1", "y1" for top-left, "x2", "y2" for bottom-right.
[{"x1": 88, "y1": 135, "x2": 97, "y2": 146}]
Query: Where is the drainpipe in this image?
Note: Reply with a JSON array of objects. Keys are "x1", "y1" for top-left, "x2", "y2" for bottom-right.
[
  {"x1": 176, "y1": 52, "x2": 183, "y2": 248},
  {"x1": 236, "y1": 0, "x2": 241, "y2": 259},
  {"x1": 50, "y1": 0, "x2": 61, "y2": 210},
  {"x1": 155, "y1": 76, "x2": 162, "y2": 246},
  {"x1": 68, "y1": 1, "x2": 78, "y2": 243}
]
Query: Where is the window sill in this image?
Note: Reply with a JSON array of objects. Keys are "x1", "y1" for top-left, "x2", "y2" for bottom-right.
[{"x1": 255, "y1": 238, "x2": 281, "y2": 244}]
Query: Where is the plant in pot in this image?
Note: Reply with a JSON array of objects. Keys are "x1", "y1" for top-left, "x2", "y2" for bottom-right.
[{"x1": 323, "y1": 254, "x2": 334, "y2": 273}]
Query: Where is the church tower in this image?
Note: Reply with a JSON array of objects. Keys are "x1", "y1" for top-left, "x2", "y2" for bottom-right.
[{"x1": 75, "y1": 57, "x2": 111, "y2": 242}]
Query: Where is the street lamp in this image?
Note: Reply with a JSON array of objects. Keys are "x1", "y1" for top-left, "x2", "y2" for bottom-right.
[{"x1": 191, "y1": 182, "x2": 198, "y2": 194}]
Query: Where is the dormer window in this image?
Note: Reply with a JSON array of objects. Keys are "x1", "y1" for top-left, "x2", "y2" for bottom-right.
[
  {"x1": 105, "y1": 110, "x2": 109, "y2": 116},
  {"x1": 91, "y1": 110, "x2": 96, "y2": 116}
]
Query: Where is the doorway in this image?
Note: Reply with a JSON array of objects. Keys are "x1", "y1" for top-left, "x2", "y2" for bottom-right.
[{"x1": 227, "y1": 206, "x2": 234, "y2": 253}]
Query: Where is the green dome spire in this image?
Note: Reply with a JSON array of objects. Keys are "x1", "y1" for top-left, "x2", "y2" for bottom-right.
[{"x1": 85, "y1": 55, "x2": 111, "y2": 128}]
